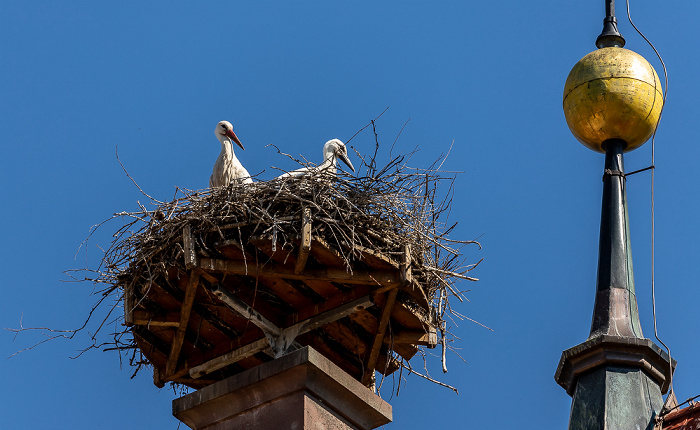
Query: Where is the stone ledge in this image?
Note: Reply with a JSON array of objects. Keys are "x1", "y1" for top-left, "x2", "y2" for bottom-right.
[
  {"x1": 173, "y1": 346, "x2": 392, "y2": 429},
  {"x1": 555, "y1": 335, "x2": 675, "y2": 396}
]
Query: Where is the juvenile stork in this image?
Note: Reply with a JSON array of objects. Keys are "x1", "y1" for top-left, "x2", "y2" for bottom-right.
[
  {"x1": 209, "y1": 120, "x2": 253, "y2": 187},
  {"x1": 277, "y1": 138, "x2": 355, "y2": 179}
]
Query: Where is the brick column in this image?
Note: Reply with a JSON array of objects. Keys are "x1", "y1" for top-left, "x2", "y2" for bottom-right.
[{"x1": 173, "y1": 347, "x2": 392, "y2": 430}]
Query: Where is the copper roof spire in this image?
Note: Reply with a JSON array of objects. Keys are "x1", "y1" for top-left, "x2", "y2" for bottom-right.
[{"x1": 555, "y1": 2, "x2": 674, "y2": 428}]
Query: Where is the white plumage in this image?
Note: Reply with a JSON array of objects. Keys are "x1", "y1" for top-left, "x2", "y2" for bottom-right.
[
  {"x1": 209, "y1": 121, "x2": 253, "y2": 187},
  {"x1": 276, "y1": 138, "x2": 355, "y2": 179}
]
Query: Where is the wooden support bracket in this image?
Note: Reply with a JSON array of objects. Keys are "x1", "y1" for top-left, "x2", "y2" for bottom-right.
[
  {"x1": 211, "y1": 285, "x2": 282, "y2": 336},
  {"x1": 362, "y1": 288, "x2": 398, "y2": 386},
  {"x1": 191, "y1": 295, "x2": 374, "y2": 379},
  {"x1": 165, "y1": 270, "x2": 200, "y2": 377},
  {"x1": 294, "y1": 207, "x2": 312, "y2": 275}
]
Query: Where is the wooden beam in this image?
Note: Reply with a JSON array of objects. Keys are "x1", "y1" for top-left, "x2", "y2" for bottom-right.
[
  {"x1": 200, "y1": 257, "x2": 401, "y2": 287},
  {"x1": 131, "y1": 310, "x2": 181, "y2": 327},
  {"x1": 169, "y1": 378, "x2": 219, "y2": 388},
  {"x1": 286, "y1": 285, "x2": 373, "y2": 326},
  {"x1": 308, "y1": 237, "x2": 347, "y2": 268},
  {"x1": 289, "y1": 296, "x2": 373, "y2": 335},
  {"x1": 363, "y1": 288, "x2": 398, "y2": 386},
  {"x1": 165, "y1": 271, "x2": 200, "y2": 377},
  {"x1": 153, "y1": 367, "x2": 164, "y2": 388},
  {"x1": 258, "y1": 275, "x2": 313, "y2": 310},
  {"x1": 294, "y1": 208, "x2": 312, "y2": 275},
  {"x1": 190, "y1": 296, "x2": 373, "y2": 379},
  {"x1": 124, "y1": 282, "x2": 135, "y2": 326},
  {"x1": 401, "y1": 243, "x2": 412, "y2": 284},
  {"x1": 249, "y1": 235, "x2": 295, "y2": 264},
  {"x1": 349, "y1": 244, "x2": 400, "y2": 270},
  {"x1": 388, "y1": 328, "x2": 438, "y2": 347},
  {"x1": 183, "y1": 224, "x2": 198, "y2": 269},
  {"x1": 162, "y1": 366, "x2": 191, "y2": 383},
  {"x1": 189, "y1": 338, "x2": 269, "y2": 379},
  {"x1": 211, "y1": 285, "x2": 282, "y2": 336}
]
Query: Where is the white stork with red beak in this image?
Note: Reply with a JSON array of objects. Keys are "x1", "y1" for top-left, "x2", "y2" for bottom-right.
[
  {"x1": 209, "y1": 121, "x2": 253, "y2": 187},
  {"x1": 276, "y1": 138, "x2": 355, "y2": 179}
]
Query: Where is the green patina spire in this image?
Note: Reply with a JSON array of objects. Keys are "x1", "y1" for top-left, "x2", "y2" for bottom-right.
[
  {"x1": 556, "y1": 3, "x2": 674, "y2": 427},
  {"x1": 556, "y1": 140, "x2": 669, "y2": 430}
]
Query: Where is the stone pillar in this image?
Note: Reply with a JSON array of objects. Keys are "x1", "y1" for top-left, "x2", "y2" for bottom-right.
[{"x1": 173, "y1": 347, "x2": 392, "y2": 430}]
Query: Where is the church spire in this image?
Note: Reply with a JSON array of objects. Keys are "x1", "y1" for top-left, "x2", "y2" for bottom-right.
[{"x1": 554, "y1": 2, "x2": 674, "y2": 428}]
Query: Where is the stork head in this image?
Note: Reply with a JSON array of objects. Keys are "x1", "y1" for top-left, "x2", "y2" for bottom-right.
[
  {"x1": 323, "y1": 139, "x2": 355, "y2": 172},
  {"x1": 215, "y1": 121, "x2": 245, "y2": 150}
]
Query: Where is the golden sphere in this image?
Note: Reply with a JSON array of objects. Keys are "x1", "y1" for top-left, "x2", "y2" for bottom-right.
[{"x1": 563, "y1": 47, "x2": 663, "y2": 153}]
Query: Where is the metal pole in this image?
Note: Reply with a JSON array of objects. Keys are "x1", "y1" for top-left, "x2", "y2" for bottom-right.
[{"x1": 596, "y1": 0, "x2": 626, "y2": 48}]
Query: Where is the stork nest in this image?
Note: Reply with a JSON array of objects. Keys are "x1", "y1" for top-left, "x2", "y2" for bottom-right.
[{"x1": 77, "y1": 147, "x2": 481, "y2": 391}]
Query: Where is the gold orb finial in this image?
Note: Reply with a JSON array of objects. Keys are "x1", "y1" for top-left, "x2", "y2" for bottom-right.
[{"x1": 563, "y1": 47, "x2": 663, "y2": 153}]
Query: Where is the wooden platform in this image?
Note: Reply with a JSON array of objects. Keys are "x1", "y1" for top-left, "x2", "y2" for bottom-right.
[{"x1": 124, "y1": 221, "x2": 437, "y2": 389}]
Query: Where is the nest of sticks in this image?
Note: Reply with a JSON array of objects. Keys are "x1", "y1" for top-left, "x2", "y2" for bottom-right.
[{"x1": 79, "y1": 144, "x2": 482, "y2": 392}]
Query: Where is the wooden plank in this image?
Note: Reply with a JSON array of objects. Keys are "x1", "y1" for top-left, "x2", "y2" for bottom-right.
[
  {"x1": 401, "y1": 243, "x2": 412, "y2": 284},
  {"x1": 393, "y1": 344, "x2": 419, "y2": 361},
  {"x1": 189, "y1": 338, "x2": 269, "y2": 379},
  {"x1": 372, "y1": 281, "x2": 430, "y2": 312},
  {"x1": 215, "y1": 240, "x2": 255, "y2": 265},
  {"x1": 319, "y1": 322, "x2": 369, "y2": 367},
  {"x1": 153, "y1": 367, "x2": 164, "y2": 388},
  {"x1": 162, "y1": 366, "x2": 191, "y2": 383},
  {"x1": 302, "y1": 279, "x2": 344, "y2": 299},
  {"x1": 391, "y1": 299, "x2": 433, "y2": 330},
  {"x1": 363, "y1": 289, "x2": 398, "y2": 386},
  {"x1": 211, "y1": 285, "x2": 282, "y2": 336},
  {"x1": 289, "y1": 296, "x2": 373, "y2": 335},
  {"x1": 169, "y1": 378, "x2": 219, "y2": 388},
  {"x1": 304, "y1": 331, "x2": 363, "y2": 379},
  {"x1": 294, "y1": 208, "x2": 312, "y2": 275},
  {"x1": 249, "y1": 235, "x2": 296, "y2": 265},
  {"x1": 258, "y1": 276, "x2": 312, "y2": 310},
  {"x1": 374, "y1": 351, "x2": 400, "y2": 376},
  {"x1": 200, "y1": 257, "x2": 401, "y2": 287},
  {"x1": 351, "y1": 244, "x2": 400, "y2": 270},
  {"x1": 286, "y1": 285, "x2": 373, "y2": 326},
  {"x1": 389, "y1": 328, "x2": 438, "y2": 347},
  {"x1": 124, "y1": 282, "x2": 135, "y2": 326},
  {"x1": 165, "y1": 271, "x2": 200, "y2": 377},
  {"x1": 131, "y1": 310, "x2": 181, "y2": 327},
  {"x1": 403, "y1": 280, "x2": 431, "y2": 310},
  {"x1": 308, "y1": 237, "x2": 347, "y2": 268},
  {"x1": 183, "y1": 224, "x2": 198, "y2": 269}
]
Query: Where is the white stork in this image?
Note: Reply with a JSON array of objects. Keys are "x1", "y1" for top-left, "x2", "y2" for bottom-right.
[
  {"x1": 209, "y1": 120, "x2": 253, "y2": 187},
  {"x1": 277, "y1": 138, "x2": 355, "y2": 179}
]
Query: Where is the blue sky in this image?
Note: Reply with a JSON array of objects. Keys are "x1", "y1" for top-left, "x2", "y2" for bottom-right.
[{"x1": 2, "y1": 1, "x2": 699, "y2": 428}]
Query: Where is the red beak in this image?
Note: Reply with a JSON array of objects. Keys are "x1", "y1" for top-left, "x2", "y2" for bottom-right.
[{"x1": 226, "y1": 129, "x2": 244, "y2": 150}]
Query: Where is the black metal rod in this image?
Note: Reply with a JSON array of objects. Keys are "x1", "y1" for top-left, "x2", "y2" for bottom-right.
[
  {"x1": 605, "y1": 0, "x2": 615, "y2": 18},
  {"x1": 596, "y1": 0, "x2": 626, "y2": 48}
]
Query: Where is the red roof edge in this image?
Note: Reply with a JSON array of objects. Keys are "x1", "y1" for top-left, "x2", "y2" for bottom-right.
[{"x1": 663, "y1": 402, "x2": 700, "y2": 430}]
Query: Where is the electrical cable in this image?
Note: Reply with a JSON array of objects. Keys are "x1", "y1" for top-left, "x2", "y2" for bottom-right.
[{"x1": 624, "y1": 0, "x2": 674, "y2": 396}]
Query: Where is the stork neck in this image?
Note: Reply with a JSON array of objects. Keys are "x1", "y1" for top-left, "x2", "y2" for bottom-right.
[
  {"x1": 321, "y1": 154, "x2": 337, "y2": 174},
  {"x1": 218, "y1": 136, "x2": 232, "y2": 148}
]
